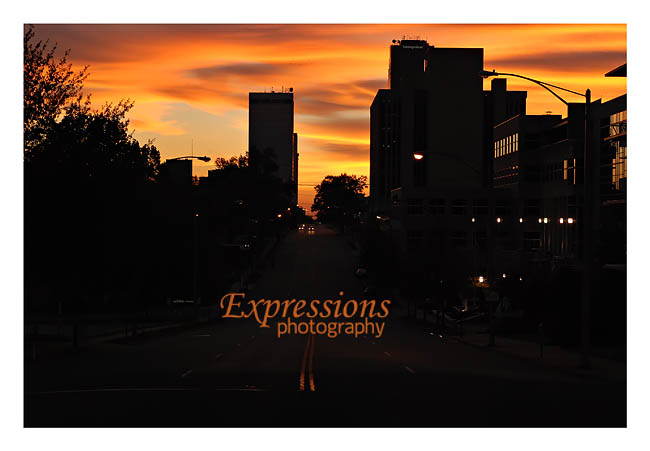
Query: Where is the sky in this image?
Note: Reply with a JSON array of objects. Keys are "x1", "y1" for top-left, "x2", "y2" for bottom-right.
[{"x1": 29, "y1": 24, "x2": 626, "y2": 211}]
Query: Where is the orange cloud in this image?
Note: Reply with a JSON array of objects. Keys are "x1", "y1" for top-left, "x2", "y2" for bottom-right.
[{"x1": 28, "y1": 24, "x2": 626, "y2": 212}]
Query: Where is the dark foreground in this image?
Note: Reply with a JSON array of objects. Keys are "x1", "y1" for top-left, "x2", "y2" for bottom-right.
[{"x1": 25, "y1": 226, "x2": 626, "y2": 427}]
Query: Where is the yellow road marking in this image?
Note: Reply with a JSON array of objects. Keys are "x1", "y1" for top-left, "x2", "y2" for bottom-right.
[
  {"x1": 308, "y1": 334, "x2": 316, "y2": 391},
  {"x1": 299, "y1": 334, "x2": 312, "y2": 391}
]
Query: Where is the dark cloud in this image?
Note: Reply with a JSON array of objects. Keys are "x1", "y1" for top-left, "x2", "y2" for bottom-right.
[
  {"x1": 486, "y1": 50, "x2": 626, "y2": 72},
  {"x1": 309, "y1": 141, "x2": 368, "y2": 160},
  {"x1": 299, "y1": 116, "x2": 368, "y2": 136},
  {"x1": 28, "y1": 24, "x2": 165, "y2": 63},
  {"x1": 188, "y1": 61, "x2": 307, "y2": 80},
  {"x1": 296, "y1": 78, "x2": 386, "y2": 115},
  {"x1": 153, "y1": 84, "x2": 247, "y2": 108}
]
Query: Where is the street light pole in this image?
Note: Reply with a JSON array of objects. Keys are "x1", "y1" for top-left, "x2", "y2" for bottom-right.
[
  {"x1": 480, "y1": 70, "x2": 592, "y2": 368},
  {"x1": 193, "y1": 213, "x2": 199, "y2": 305},
  {"x1": 581, "y1": 89, "x2": 592, "y2": 369}
]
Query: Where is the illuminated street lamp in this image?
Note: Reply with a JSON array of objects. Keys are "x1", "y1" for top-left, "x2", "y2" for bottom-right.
[{"x1": 413, "y1": 152, "x2": 424, "y2": 160}]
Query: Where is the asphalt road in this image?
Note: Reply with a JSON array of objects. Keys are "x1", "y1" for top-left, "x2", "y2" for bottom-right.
[{"x1": 24, "y1": 225, "x2": 626, "y2": 427}]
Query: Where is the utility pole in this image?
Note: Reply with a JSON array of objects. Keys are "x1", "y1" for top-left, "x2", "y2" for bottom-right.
[
  {"x1": 581, "y1": 89, "x2": 592, "y2": 369},
  {"x1": 193, "y1": 213, "x2": 199, "y2": 305}
]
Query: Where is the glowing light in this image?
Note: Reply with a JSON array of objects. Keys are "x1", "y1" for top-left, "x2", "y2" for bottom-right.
[
  {"x1": 538, "y1": 218, "x2": 543, "y2": 224},
  {"x1": 471, "y1": 217, "x2": 476, "y2": 223},
  {"x1": 519, "y1": 217, "x2": 523, "y2": 223},
  {"x1": 502, "y1": 273, "x2": 507, "y2": 278},
  {"x1": 559, "y1": 218, "x2": 564, "y2": 224},
  {"x1": 568, "y1": 217, "x2": 575, "y2": 224},
  {"x1": 277, "y1": 214, "x2": 282, "y2": 218},
  {"x1": 478, "y1": 276, "x2": 485, "y2": 283},
  {"x1": 413, "y1": 153, "x2": 424, "y2": 160},
  {"x1": 543, "y1": 217, "x2": 549, "y2": 224},
  {"x1": 496, "y1": 217, "x2": 502, "y2": 223}
]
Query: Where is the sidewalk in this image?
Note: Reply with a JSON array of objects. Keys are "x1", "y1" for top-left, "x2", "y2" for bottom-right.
[
  {"x1": 449, "y1": 330, "x2": 625, "y2": 382},
  {"x1": 394, "y1": 290, "x2": 625, "y2": 382}
]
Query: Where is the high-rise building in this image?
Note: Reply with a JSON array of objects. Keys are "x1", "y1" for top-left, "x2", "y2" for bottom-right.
[
  {"x1": 248, "y1": 91, "x2": 298, "y2": 191},
  {"x1": 369, "y1": 39, "x2": 488, "y2": 284}
]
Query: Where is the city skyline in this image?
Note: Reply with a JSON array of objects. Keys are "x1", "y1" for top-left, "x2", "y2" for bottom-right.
[{"x1": 29, "y1": 24, "x2": 626, "y2": 210}]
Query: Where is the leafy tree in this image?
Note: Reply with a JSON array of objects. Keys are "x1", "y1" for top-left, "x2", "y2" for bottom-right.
[
  {"x1": 24, "y1": 27, "x2": 161, "y2": 314},
  {"x1": 24, "y1": 26, "x2": 160, "y2": 180},
  {"x1": 214, "y1": 152, "x2": 248, "y2": 171},
  {"x1": 311, "y1": 173, "x2": 367, "y2": 227},
  {"x1": 24, "y1": 25, "x2": 89, "y2": 159}
]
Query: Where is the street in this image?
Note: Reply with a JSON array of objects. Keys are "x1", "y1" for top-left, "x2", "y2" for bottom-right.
[{"x1": 25, "y1": 225, "x2": 626, "y2": 427}]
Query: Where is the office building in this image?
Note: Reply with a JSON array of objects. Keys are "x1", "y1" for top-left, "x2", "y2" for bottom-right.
[{"x1": 248, "y1": 90, "x2": 298, "y2": 194}]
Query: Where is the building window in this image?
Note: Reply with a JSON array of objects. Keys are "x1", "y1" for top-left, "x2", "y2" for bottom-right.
[
  {"x1": 495, "y1": 200, "x2": 511, "y2": 217},
  {"x1": 472, "y1": 199, "x2": 489, "y2": 216},
  {"x1": 611, "y1": 140, "x2": 627, "y2": 190},
  {"x1": 450, "y1": 231, "x2": 468, "y2": 249},
  {"x1": 524, "y1": 231, "x2": 542, "y2": 250},
  {"x1": 514, "y1": 133, "x2": 519, "y2": 152},
  {"x1": 407, "y1": 198, "x2": 424, "y2": 215},
  {"x1": 428, "y1": 198, "x2": 446, "y2": 215},
  {"x1": 524, "y1": 199, "x2": 540, "y2": 217},
  {"x1": 407, "y1": 231, "x2": 424, "y2": 251},
  {"x1": 451, "y1": 199, "x2": 467, "y2": 215},
  {"x1": 609, "y1": 110, "x2": 627, "y2": 137},
  {"x1": 477, "y1": 230, "x2": 488, "y2": 250}
]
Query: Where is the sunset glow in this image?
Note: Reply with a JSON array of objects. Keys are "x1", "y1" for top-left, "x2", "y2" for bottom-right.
[{"x1": 30, "y1": 24, "x2": 626, "y2": 210}]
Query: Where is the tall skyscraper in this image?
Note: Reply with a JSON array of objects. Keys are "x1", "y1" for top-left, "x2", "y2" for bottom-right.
[
  {"x1": 370, "y1": 40, "x2": 485, "y2": 215},
  {"x1": 248, "y1": 91, "x2": 298, "y2": 192}
]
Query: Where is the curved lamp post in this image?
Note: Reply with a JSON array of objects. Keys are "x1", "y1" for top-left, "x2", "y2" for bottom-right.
[
  {"x1": 480, "y1": 69, "x2": 593, "y2": 369},
  {"x1": 167, "y1": 155, "x2": 211, "y2": 162},
  {"x1": 165, "y1": 155, "x2": 210, "y2": 305}
]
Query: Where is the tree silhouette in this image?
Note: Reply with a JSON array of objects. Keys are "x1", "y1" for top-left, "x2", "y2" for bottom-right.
[
  {"x1": 311, "y1": 173, "x2": 367, "y2": 228},
  {"x1": 214, "y1": 152, "x2": 249, "y2": 171},
  {"x1": 24, "y1": 25, "x2": 89, "y2": 160},
  {"x1": 24, "y1": 27, "x2": 161, "y2": 315}
]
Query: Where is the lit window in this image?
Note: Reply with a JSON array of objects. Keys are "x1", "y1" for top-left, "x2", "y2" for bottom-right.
[{"x1": 514, "y1": 133, "x2": 519, "y2": 152}]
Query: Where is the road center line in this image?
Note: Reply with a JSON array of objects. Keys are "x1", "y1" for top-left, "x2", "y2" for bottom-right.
[
  {"x1": 299, "y1": 334, "x2": 312, "y2": 391},
  {"x1": 308, "y1": 334, "x2": 316, "y2": 391},
  {"x1": 404, "y1": 366, "x2": 416, "y2": 374},
  {"x1": 180, "y1": 369, "x2": 193, "y2": 378}
]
